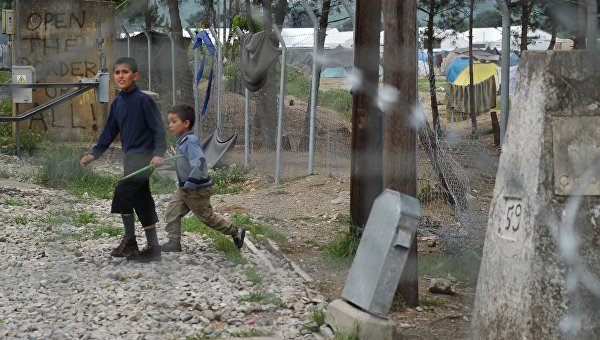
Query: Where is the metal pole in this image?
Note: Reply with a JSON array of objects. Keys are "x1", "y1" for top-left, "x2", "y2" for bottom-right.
[
  {"x1": 141, "y1": 28, "x2": 152, "y2": 91},
  {"x1": 167, "y1": 31, "x2": 176, "y2": 106},
  {"x1": 496, "y1": 0, "x2": 510, "y2": 144},
  {"x1": 273, "y1": 25, "x2": 286, "y2": 185},
  {"x1": 236, "y1": 26, "x2": 251, "y2": 169},
  {"x1": 15, "y1": 0, "x2": 20, "y2": 64},
  {"x1": 15, "y1": 118, "x2": 21, "y2": 157},
  {"x1": 587, "y1": 0, "x2": 598, "y2": 50},
  {"x1": 186, "y1": 27, "x2": 200, "y2": 137},
  {"x1": 122, "y1": 25, "x2": 131, "y2": 57},
  {"x1": 303, "y1": 1, "x2": 319, "y2": 175},
  {"x1": 96, "y1": 0, "x2": 105, "y2": 71},
  {"x1": 209, "y1": 26, "x2": 222, "y2": 132}
]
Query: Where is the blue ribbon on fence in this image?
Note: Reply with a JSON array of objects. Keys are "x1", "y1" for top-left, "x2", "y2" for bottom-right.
[{"x1": 193, "y1": 31, "x2": 216, "y2": 116}]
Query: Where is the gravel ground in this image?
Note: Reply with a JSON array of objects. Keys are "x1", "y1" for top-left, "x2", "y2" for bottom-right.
[{"x1": 0, "y1": 154, "x2": 330, "y2": 339}]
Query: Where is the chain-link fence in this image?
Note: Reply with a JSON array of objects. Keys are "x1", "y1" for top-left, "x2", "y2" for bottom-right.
[{"x1": 161, "y1": 31, "x2": 498, "y2": 260}]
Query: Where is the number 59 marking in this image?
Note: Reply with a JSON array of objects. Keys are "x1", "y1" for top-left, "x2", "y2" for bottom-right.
[{"x1": 506, "y1": 203, "x2": 522, "y2": 232}]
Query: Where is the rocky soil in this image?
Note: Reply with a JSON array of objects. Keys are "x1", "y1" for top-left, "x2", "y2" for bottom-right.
[{"x1": 0, "y1": 154, "x2": 330, "y2": 339}]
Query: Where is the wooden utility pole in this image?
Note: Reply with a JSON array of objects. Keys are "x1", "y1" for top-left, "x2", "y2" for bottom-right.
[
  {"x1": 468, "y1": 0, "x2": 478, "y2": 137},
  {"x1": 383, "y1": 0, "x2": 418, "y2": 308},
  {"x1": 350, "y1": 0, "x2": 382, "y2": 231}
]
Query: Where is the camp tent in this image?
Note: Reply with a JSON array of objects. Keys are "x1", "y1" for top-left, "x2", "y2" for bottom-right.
[
  {"x1": 452, "y1": 61, "x2": 498, "y2": 86},
  {"x1": 441, "y1": 47, "x2": 499, "y2": 74}
]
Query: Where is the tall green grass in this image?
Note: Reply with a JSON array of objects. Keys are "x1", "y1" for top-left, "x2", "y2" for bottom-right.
[
  {"x1": 36, "y1": 145, "x2": 175, "y2": 198},
  {"x1": 182, "y1": 216, "x2": 246, "y2": 264}
]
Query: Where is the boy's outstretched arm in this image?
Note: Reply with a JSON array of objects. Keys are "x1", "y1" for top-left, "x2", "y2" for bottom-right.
[{"x1": 80, "y1": 154, "x2": 96, "y2": 168}]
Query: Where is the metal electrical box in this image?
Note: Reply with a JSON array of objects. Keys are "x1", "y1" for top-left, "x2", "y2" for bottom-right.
[
  {"x1": 12, "y1": 65, "x2": 36, "y2": 104},
  {"x1": 2, "y1": 10, "x2": 13, "y2": 35},
  {"x1": 341, "y1": 189, "x2": 421, "y2": 318},
  {"x1": 95, "y1": 72, "x2": 110, "y2": 103}
]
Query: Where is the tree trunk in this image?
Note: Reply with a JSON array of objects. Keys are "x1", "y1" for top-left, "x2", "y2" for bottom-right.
[
  {"x1": 166, "y1": 0, "x2": 194, "y2": 105},
  {"x1": 519, "y1": 0, "x2": 530, "y2": 51},
  {"x1": 574, "y1": 1, "x2": 587, "y2": 49},
  {"x1": 299, "y1": 0, "x2": 331, "y2": 151},
  {"x1": 143, "y1": 0, "x2": 152, "y2": 30},
  {"x1": 426, "y1": 4, "x2": 441, "y2": 136},
  {"x1": 350, "y1": 0, "x2": 382, "y2": 230},
  {"x1": 468, "y1": 0, "x2": 478, "y2": 137},
  {"x1": 383, "y1": 0, "x2": 418, "y2": 308},
  {"x1": 245, "y1": 0, "x2": 255, "y2": 33}
]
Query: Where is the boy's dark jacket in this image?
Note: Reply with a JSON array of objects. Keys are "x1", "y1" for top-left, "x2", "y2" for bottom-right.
[{"x1": 92, "y1": 85, "x2": 166, "y2": 159}]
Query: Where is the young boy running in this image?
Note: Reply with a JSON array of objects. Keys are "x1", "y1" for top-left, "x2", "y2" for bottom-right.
[
  {"x1": 162, "y1": 104, "x2": 245, "y2": 252},
  {"x1": 80, "y1": 57, "x2": 166, "y2": 263}
]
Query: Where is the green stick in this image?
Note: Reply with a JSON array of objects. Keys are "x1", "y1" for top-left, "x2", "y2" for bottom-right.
[{"x1": 120, "y1": 154, "x2": 183, "y2": 181}]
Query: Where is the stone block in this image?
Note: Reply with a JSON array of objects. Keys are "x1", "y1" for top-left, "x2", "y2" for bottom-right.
[{"x1": 325, "y1": 299, "x2": 396, "y2": 340}]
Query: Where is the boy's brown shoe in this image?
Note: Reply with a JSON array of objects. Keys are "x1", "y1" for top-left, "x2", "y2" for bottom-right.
[
  {"x1": 126, "y1": 245, "x2": 162, "y2": 263},
  {"x1": 110, "y1": 237, "x2": 139, "y2": 257},
  {"x1": 161, "y1": 240, "x2": 182, "y2": 252}
]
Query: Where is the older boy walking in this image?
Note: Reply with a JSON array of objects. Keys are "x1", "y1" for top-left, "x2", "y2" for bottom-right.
[{"x1": 80, "y1": 57, "x2": 166, "y2": 262}]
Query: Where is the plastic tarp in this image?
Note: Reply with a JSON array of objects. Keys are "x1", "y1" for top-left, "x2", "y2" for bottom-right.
[
  {"x1": 441, "y1": 47, "x2": 499, "y2": 74},
  {"x1": 321, "y1": 67, "x2": 348, "y2": 78},
  {"x1": 446, "y1": 58, "x2": 469, "y2": 83},
  {"x1": 452, "y1": 61, "x2": 498, "y2": 86},
  {"x1": 202, "y1": 131, "x2": 238, "y2": 168}
]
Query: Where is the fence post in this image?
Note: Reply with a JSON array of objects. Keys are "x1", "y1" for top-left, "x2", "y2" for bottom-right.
[
  {"x1": 235, "y1": 26, "x2": 251, "y2": 169},
  {"x1": 273, "y1": 25, "x2": 287, "y2": 185},
  {"x1": 166, "y1": 30, "x2": 176, "y2": 106},
  {"x1": 141, "y1": 28, "x2": 152, "y2": 91},
  {"x1": 186, "y1": 27, "x2": 201, "y2": 138},
  {"x1": 303, "y1": 1, "x2": 319, "y2": 175},
  {"x1": 209, "y1": 26, "x2": 222, "y2": 132}
]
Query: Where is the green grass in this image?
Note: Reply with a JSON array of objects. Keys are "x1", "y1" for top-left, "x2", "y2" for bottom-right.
[
  {"x1": 230, "y1": 329, "x2": 272, "y2": 337},
  {"x1": 149, "y1": 171, "x2": 176, "y2": 194},
  {"x1": 283, "y1": 66, "x2": 352, "y2": 121},
  {"x1": 0, "y1": 71, "x2": 10, "y2": 84},
  {"x1": 0, "y1": 130, "x2": 47, "y2": 156},
  {"x1": 14, "y1": 216, "x2": 27, "y2": 225},
  {"x1": 232, "y1": 213, "x2": 286, "y2": 244},
  {"x1": 238, "y1": 291, "x2": 284, "y2": 307},
  {"x1": 4, "y1": 198, "x2": 25, "y2": 206},
  {"x1": 303, "y1": 308, "x2": 327, "y2": 332},
  {"x1": 324, "y1": 231, "x2": 361, "y2": 267},
  {"x1": 75, "y1": 212, "x2": 98, "y2": 225},
  {"x1": 420, "y1": 296, "x2": 445, "y2": 307},
  {"x1": 244, "y1": 266, "x2": 263, "y2": 284},
  {"x1": 35, "y1": 144, "x2": 175, "y2": 198},
  {"x1": 182, "y1": 216, "x2": 246, "y2": 264},
  {"x1": 418, "y1": 75, "x2": 449, "y2": 93},
  {"x1": 334, "y1": 323, "x2": 360, "y2": 340},
  {"x1": 92, "y1": 226, "x2": 123, "y2": 238},
  {"x1": 0, "y1": 170, "x2": 10, "y2": 179},
  {"x1": 419, "y1": 252, "x2": 481, "y2": 285},
  {"x1": 210, "y1": 164, "x2": 246, "y2": 195}
]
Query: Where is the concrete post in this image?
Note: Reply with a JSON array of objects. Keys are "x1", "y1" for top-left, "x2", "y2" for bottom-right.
[{"x1": 472, "y1": 50, "x2": 600, "y2": 339}]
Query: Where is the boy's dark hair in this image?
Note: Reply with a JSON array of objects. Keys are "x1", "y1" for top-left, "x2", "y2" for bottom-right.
[
  {"x1": 114, "y1": 57, "x2": 138, "y2": 73},
  {"x1": 169, "y1": 104, "x2": 195, "y2": 128}
]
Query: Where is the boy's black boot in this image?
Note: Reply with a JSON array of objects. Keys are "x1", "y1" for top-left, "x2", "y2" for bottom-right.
[
  {"x1": 161, "y1": 239, "x2": 182, "y2": 252},
  {"x1": 111, "y1": 237, "x2": 139, "y2": 257},
  {"x1": 232, "y1": 226, "x2": 246, "y2": 249},
  {"x1": 127, "y1": 245, "x2": 162, "y2": 263}
]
